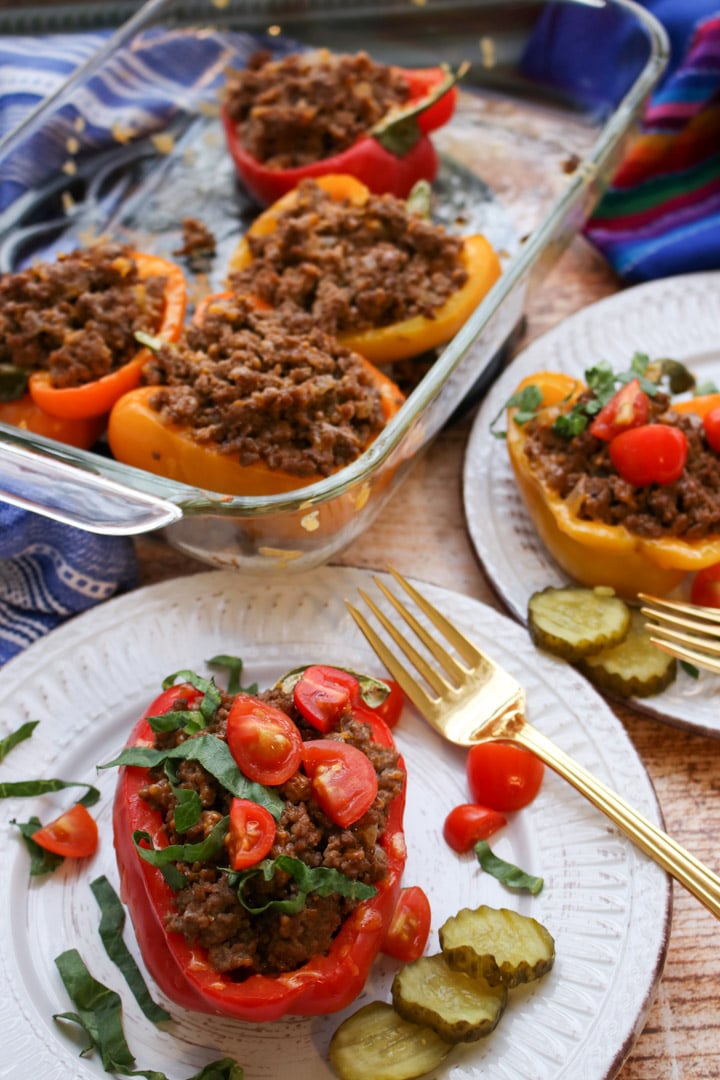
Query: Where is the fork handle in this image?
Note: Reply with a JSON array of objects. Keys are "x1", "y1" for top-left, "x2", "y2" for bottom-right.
[{"x1": 509, "y1": 721, "x2": 720, "y2": 919}]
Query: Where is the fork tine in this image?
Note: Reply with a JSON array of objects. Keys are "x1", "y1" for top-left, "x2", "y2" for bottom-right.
[
  {"x1": 345, "y1": 599, "x2": 438, "y2": 716},
  {"x1": 647, "y1": 634, "x2": 720, "y2": 675},
  {"x1": 638, "y1": 592, "x2": 720, "y2": 627},
  {"x1": 374, "y1": 576, "x2": 470, "y2": 686},
  {"x1": 388, "y1": 566, "x2": 486, "y2": 667},
  {"x1": 639, "y1": 592, "x2": 720, "y2": 675},
  {"x1": 355, "y1": 586, "x2": 450, "y2": 696}
]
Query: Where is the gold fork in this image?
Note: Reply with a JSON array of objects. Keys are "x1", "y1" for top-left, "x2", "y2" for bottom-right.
[
  {"x1": 639, "y1": 592, "x2": 720, "y2": 675},
  {"x1": 346, "y1": 569, "x2": 720, "y2": 919}
]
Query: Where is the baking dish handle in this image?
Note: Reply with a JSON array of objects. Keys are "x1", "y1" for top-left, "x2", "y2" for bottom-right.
[{"x1": 0, "y1": 438, "x2": 182, "y2": 535}]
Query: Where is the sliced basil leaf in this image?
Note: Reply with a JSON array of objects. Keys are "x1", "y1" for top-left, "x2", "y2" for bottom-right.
[
  {"x1": 90, "y1": 876, "x2": 170, "y2": 1024},
  {"x1": 12, "y1": 816, "x2": 64, "y2": 876},
  {"x1": 0, "y1": 363, "x2": 28, "y2": 402},
  {"x1": 133, "y1": 815, "x2": 229, "y2": 891},
  {"x1": 99, "y1": 735, "x2": 283, "y2": 819},
  {"x1": 0, "y1": 720, "x2": 38, "y2": 763},
  {"x1": 275, "y1": 665, "x2": 390, "y2": 710},
  {"x1": 231, "y1": 853, "x2": 376, "y2": 914},
  {"x1": 680, "y1": 660, "x2": 700, "y2": 679},
  {"x1": 161, "y1": 669, "x2": 222, "y2": 726},
  {"x1": 0, "y1": 778, "x2": 100, "y2": 807},
  {"x1": 164, "y1": 759, "x2": 202, "y2": 833},
  {"x1": 474, "y1": 840, "x2": 544, "y2": 895},
  {"x1": 207, "y1": 654, "x2": 257, "y2": 696},
  {"x1": 54, "y1": 948, "x2": 136, "y2": 1072},
  {"x1": 146, "y1": 709, "x2": 204, "y2": 735}
]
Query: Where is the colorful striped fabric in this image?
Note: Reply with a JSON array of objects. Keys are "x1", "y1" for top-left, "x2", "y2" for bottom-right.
[{"x1": 586, "y1": 10, "x2": 720, "y2": 281}]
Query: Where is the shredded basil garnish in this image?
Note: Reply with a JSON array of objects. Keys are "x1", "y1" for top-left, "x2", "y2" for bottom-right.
[
  {"x1": 275, "y1": 665, "x2": 391, "y2": 710},
  {"x1": 0, "y1": 777, "x2": 100, "y2": 807},
  {"x1": 12, "y1": 816, "x2": 64, "y2": 876},
  {"x1": 161, "y1": 669, "x2": 222, "y2": 726},
  {"x1": 90, "y1": 876, "x2": 170, "y2": 1025},
  {"x1": 680, "y1": 660, "x2": 700, "y2": 679},
  {"x1": 207, "y1": 654, "x2": 257, "y2": 696},
  {"x1": 146, "y1": 709, "x2": 205, "y2": 735},
  {"x1": 230, "y1": 854, "x2": 377, "y2": 915},
  {"x1": 132, "y1": 815, "x2": 230, "y2": 892},
  {"x1": 54, "y1": 948, "x2": 243, "y2": 1079},
  {"x1": 474, "y1": 840, "x2": 544, "y2": 895},
  {"x1": 99, "y1": 735, "x2": 283, "y2": 819},
  {"x1": 0, "y1": 720, "x2": 38, "y2": 763},
  {"x1": 164, "y1": 759, "x2": 203, "y2": 833}
]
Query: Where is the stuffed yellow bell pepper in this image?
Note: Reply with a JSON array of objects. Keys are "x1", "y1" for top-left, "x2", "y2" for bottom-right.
[
  {"x1": 228, "y1": 174, "x2": 501, "y2": 364},
  {"x1": 505, "y1": 371, "x2": 720, "y2": 597}
]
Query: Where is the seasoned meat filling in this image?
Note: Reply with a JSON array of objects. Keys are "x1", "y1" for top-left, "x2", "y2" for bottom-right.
[
  {"x1": 523, "y1": 392, "x2": 720, "y2": 539},
  {"x1": 143, "y1": 295, "x2": 387, "y2": 477},
  {"x1": 229, "y1": 178, "x2": 468, "y2": 337},
  {"x1": 223, "y1": 49, "x2": 410, "y2": 168},
  {"x1": 139, "y1": 686, "x2": 404, "y2": 978},
  {"x1": 0, "y1": 243, "x2": 167, "y2": 388}
]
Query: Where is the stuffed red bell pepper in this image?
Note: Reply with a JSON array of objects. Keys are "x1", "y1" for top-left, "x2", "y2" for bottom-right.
[
  {"x1": 106, "y1": 662, "x2": 407, "y2": 1022},
  {"x1": 221, "y1": 48, "x2": 463, "y2": 204},
  {"x1": 0, "y1": 243, "x2": 187, "y2": 445}
]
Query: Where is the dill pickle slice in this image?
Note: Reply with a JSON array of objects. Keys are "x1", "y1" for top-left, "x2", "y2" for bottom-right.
[
  {"x1": 391, "y1": 953, "x2": 507, "y2": 1044},
  {"x1": 528, "y1": 585, "x2": 631, "y2": 661},
  {"x1": 578, "y1": 608, "x2": 677, "y2": 698},
  {"x1": 328, "y1": 1000, "x2": 452, "y2": 1080},
  {"x1": 439, "y1": 905, "x2": 555, "y2": 989}
]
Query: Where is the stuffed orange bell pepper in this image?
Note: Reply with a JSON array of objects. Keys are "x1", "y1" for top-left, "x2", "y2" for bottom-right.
[
  {"x1": 228, "y1": 174, "x2": 501, "y2": 364},
  {"x1": 25, "y1": 251, "x2": 186, "y2": 421},
  {"x1": 0, "y1": 395, "x2": 106, "y2": 450},
  {"x1": 505, "y1": 371, "x2": 720, "y2": 597},
  {"x1": 108, "y1": 292, "x2": 405, "y2": 496}
]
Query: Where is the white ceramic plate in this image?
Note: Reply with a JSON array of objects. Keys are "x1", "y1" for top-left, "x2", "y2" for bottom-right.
[
  {"x1": 464, "y1": 270, "x2": 720, "y2": 738},
  {"x1": 0, "y1": 567, "x2": 670, "y2": 1080}
]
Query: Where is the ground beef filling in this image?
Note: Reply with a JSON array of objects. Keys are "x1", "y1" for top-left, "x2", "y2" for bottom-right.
[
  {"x1": 0, "y1": 243, "x2": 167, "y2": 388},
  {"x1": 224, "y1": 49, "x2": 410, "y2": 168},
  {"x1": 523, "y1": 391, "x2": 720, "y2": 539},
  {"x1": 144, "y1": 296, "x2": 387, "y2": 477},
  {"x1": 138, "y1": 687, "x2": 404, "y2": 978},
  {"x1": 228, "y1": 179, "x2": 468, "y2": 337}
]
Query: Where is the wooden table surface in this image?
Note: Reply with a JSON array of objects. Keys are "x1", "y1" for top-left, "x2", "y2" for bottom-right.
[{"x1": 134, "y1": 235, "x2": 720, "y2": 1080}]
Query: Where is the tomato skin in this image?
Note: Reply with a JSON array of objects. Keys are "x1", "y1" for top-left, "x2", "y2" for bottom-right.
[
  {"x1": 302, "y1": 739, "x2": 379, "y2": 827},
  {"x1": 382, "y1": 886, "x2": 431, "y2": 963},
  {"x1": 227, "y1": 798, "x2": 276, "y2": 870},
  {"x1": 32, "y1": 803, "x2": 98, "y2": 858},
  {"x1": 226, "y1": 693, "x2": 303, "y2": 785},
  {"x1": 294, "y1": 666, "x2": 360, "y2": 733},
  {"x1": 703, "y1": 407, "x2": 720, "y2": 453},
  {"x1": 466, "y1": 743, "x2": 544, "y2": 812},
  {"x1": 609, "y1": 423, "x2": 688, "y2": 486},
  {"x1": 589, "y1": 378, "x2": 649, "y2": 441},
  {"x1": 442, "y1": 803, "x2": 507, "y2": 854},
  {"x1": 690, "y1": 563, "x2": 720, "y2": 608}
]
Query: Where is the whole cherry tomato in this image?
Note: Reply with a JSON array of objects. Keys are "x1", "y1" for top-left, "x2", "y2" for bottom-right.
[
  {"x1": 442, "y1": 803, "x2": 507, "y2": 853},
  {"x1": 32, "y1": 803, "x2": 98, "y2": 858},
  {"x1": 226, "y1": 797, "x2": 276, "y2": 870},
  {"x1": 609, "y1": 424, "x2": 688, "y2": 486},
  {"x1": 589, "y1": 378, "x2": 649, "y2": 441},
  {"x1": 302, "y1": 739, "x2": 378, "y2": 827},
  {"x1": 690, "y1": 563, "x2": 720, "y2": 608},
  {"x1": 226, "y1": 693, "x2": 303, "y2": 786},
  {"x1": 382, "y1": 886, "x2": 431, "y2": 963},
  {"x1": 702, "y1": 407, "x2": 720, "y2": 453},
  {"x1": 467, "y1": 743, "x2": 544, "y2": 812}
]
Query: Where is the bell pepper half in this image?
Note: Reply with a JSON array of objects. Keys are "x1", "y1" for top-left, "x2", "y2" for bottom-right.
[
  {"x1": 221, "y1": 64, "x2": 462, "y2": 206},
  {"x1": 229, "y1": 173, "x2": 502, "y2": 365},
  {"x1": 113, "y1": 683, "x2": 408, "y2": 1022},
  {"x1": 27, "y1": 253, "x2": 187, "y2": 421},
  {"x1": 0, "y1": 394, "x2": 106, "y2": 449},
  {"x1": 107, "y1": 290, "x2": 405, "y2": 497},
  {"x1": 506, "y1": 371, "x2": 720, "y2": 597}
]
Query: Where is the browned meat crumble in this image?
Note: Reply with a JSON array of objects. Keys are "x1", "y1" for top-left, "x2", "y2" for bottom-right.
[
  {"x1": 143, "y1": 295, "x2": 387, "y2": 477},
  {"x1": 228, "y1": 178, "x2": 468, "y2": 337},
  {"x1": 223, "y1": 49, "x2": 410, "y2": 168},
  {"x1": 523, "y1": 391, "x2": 720, "y2": 539},
  {"x1": 0, "y1": 242, "x2": 167, "y2": 388},
  {"x1": 139, "y1": 685, "x2": 404, "y2": 978}
]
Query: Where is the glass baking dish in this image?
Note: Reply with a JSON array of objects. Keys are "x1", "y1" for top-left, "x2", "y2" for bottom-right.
[{"x1": 0, "y1": 0, "x2": 667, "y2": 572}]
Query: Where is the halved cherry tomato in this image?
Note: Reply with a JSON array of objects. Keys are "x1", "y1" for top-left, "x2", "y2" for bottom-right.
[
  {"x1": 302, "y1": 739, "x2": 378, "y2": 827},
  {"x1": 690, "y1": 563, "x2": 720, "y2": 608},
  {"x1": 442, "y1": 803, "x2": 507, "y2": 854},
  {"x1": 467, "y1": 743, "x2": 544, "y2": 812},
  {"x1": 226, "y1": 797, "x2": 276, "y2": 870},
  {"x1": 372, "y1": 679, "x2": 405, "y2": 729},
  {"x1": 226, "y1": 693, "x2": 303, "y2": 786},
  {"x1": 32, "y1": 803, "x2": 98, "y2": 858},
  {"x1": 382, "y1": 885, "x2": 431, "y2": 963},
  {"x1": 609, "y1": 424, "x2": 688, "y2": 486},
  {"x1": 293, "y1": 666, "x2": 360, "y2": 733},
  {"x1": 589, "y1": 377, "x2": 649, "y2": 441},
  {"x1": 703, "y1": 407, "x2": 720, "y2": 453}
]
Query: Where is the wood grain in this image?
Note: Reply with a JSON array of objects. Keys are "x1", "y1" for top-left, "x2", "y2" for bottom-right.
[{"x1": 134, "y1": 234, "x2": 720, "y2": 1079}]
